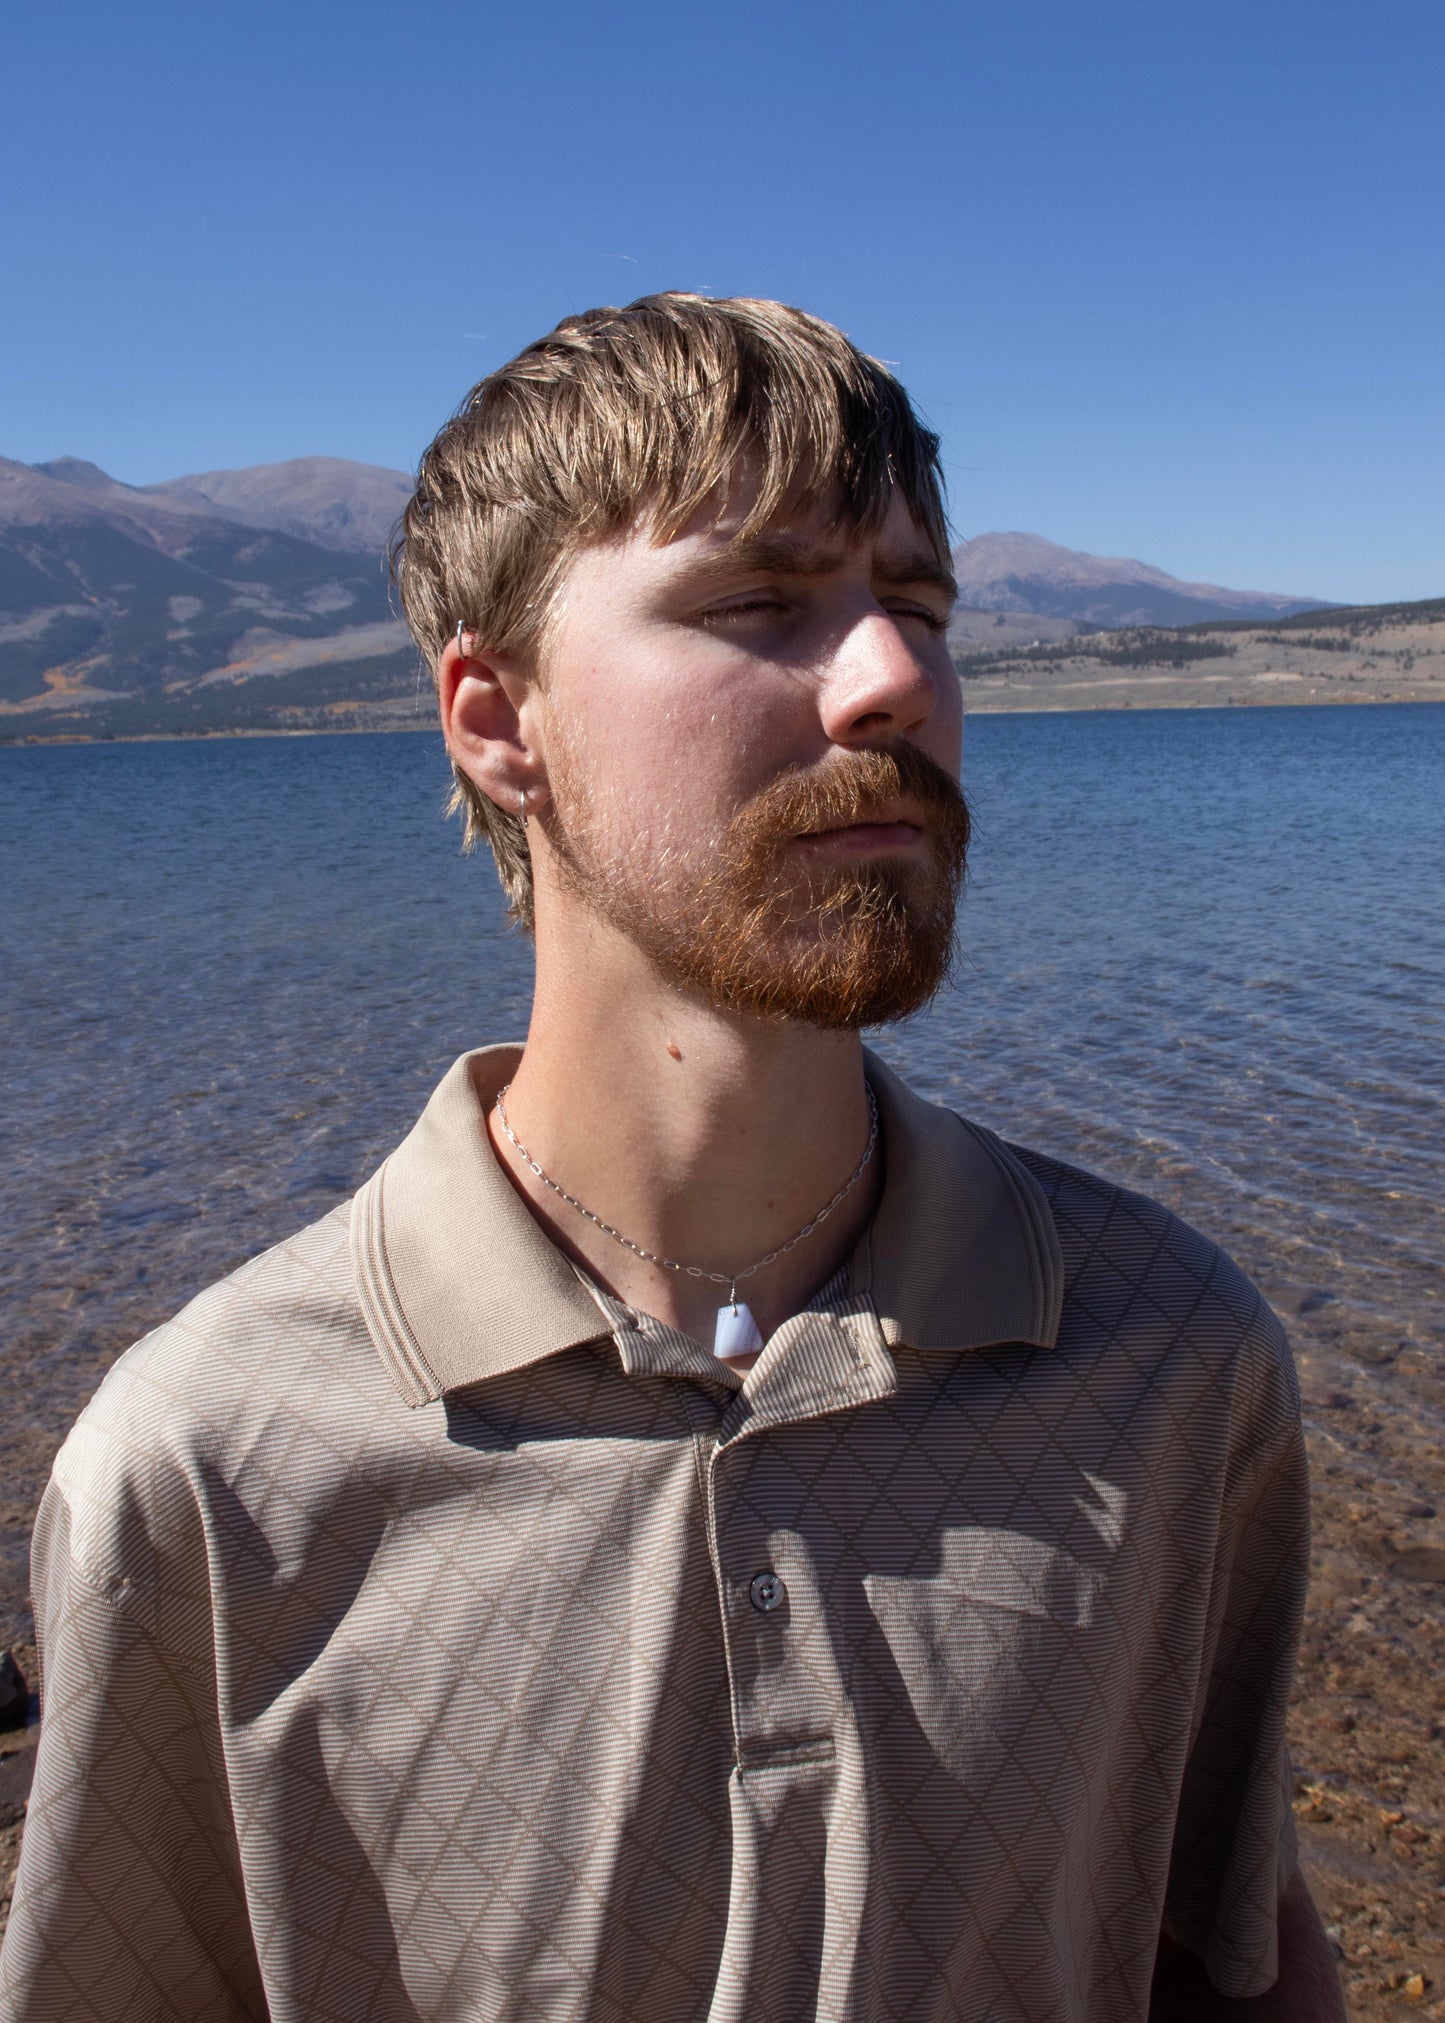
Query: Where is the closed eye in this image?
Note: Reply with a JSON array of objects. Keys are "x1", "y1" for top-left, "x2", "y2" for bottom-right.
[
  {"x1": 697, "y1": 597, "x2": 791, "y2": 624},
  {"x1": 702, "y1": 598, "x2": 948, "y2": 629},
  {"x1": 886, "y1": 602, "x2": 952, "y2": 634}
]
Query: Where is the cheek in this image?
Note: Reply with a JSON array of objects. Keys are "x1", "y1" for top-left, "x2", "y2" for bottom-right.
[
  {"x1": 542, "y1": 691, "x2": 739, "y2": 863},
  {"x1": 550, "y1": 651, "x2": 794, "y2": 819}
]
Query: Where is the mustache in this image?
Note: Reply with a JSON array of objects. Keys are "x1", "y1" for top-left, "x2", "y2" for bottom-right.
[{"x1": 731, "y1": 742, "x2": 971, "y2": 862}]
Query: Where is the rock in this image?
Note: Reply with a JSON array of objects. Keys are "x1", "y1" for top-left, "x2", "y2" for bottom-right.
[
  {"x1": 0, "y1": 1650, "x2": 28, "y2": 1729},
  {"x1": 1390, "y1": 1547, "x2": 1445, "y2": 1585},
  {"x1": 1401, "y1": 1971, "x2": 1428, "y2": 2000},
  {"x1": 1296, "y1": 1288, "x2": 1338, "y2": 1315}
]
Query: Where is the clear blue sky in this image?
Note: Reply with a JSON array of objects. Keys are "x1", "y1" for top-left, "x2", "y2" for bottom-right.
[{"x1": 4, "y1": 0, "x2": 1441, "y2": 603}]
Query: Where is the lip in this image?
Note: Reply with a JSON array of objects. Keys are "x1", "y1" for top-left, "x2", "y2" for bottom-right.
[{"x1": 792, "y1": 813, "x2": 927, "y2": 853}]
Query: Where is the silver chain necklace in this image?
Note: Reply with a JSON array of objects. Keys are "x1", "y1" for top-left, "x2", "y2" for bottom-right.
[{"x1": 493, "y1": 1081, "x2": 879, "y2": 1359}]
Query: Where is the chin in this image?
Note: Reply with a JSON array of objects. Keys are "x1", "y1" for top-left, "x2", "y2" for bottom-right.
[{"x1": 678, "y1": 913, "x2": 958, "y2": 1031}]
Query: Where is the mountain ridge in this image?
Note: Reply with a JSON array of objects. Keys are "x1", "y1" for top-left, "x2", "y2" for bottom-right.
[
  {"x1": 951, "y1": 530, "x2": 1328, "y2": 630},
  {"x1": 147, "y1": 456, "x2": 413, "y2": 555},
  {"x1": 0, "y1": 450, "x2": 1361, "y2": 736},
  {"x1": 0, "y1": 454, "x2": 406, "y2": 722}
]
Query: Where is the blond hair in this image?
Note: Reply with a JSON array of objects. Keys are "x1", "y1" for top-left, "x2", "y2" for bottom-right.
[{"x1": 392, "y1": 293, "x2": 950, "y2": 927}]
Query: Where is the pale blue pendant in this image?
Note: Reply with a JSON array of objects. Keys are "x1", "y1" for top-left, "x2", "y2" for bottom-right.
[{"x1": 713, "y1": 1301, "x2": 764, "y2": 1360}]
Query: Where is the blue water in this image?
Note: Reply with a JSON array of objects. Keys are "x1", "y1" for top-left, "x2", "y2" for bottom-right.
[{"x1": 1, "y1": 706, "x2": 1441, "y2": 1627}]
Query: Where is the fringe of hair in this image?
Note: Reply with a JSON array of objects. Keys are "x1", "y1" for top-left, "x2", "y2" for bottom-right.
[{"x1": 392, "y1": 293, "x2": 951, "y2": 929}]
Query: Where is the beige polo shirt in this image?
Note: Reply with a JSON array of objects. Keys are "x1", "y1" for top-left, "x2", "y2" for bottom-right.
[{"x1": 0, "y1": 1046, "x2": 1308, "y2": 2023}]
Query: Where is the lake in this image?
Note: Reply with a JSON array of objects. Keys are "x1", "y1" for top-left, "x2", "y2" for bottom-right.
[{"x1": 1, "y1": 705, "x2": 1441, "y2": 1644}]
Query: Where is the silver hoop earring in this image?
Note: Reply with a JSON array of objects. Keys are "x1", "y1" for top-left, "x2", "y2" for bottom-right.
[{"x1": 455, "y1": 620, "x2": 469, "y2": 656}]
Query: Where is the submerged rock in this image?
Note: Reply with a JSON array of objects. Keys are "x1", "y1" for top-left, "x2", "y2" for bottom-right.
[
  {"x1": 1390, "y1": 1546, "x2": 1445, "y2": 1584},
  {"x1": 0, "y1": 1651, "x2": 27, "y2": 1730}
]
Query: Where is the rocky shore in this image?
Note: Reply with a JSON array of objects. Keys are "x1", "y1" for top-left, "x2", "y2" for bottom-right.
[{"x1": 1285, "y1": 1304, "x2": 1445, "y2": 2017}]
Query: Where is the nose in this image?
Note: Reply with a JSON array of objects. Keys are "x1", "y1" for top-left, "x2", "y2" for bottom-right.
[{"x1": 815, "y1": 608, "x2": 945, "y2": 747}]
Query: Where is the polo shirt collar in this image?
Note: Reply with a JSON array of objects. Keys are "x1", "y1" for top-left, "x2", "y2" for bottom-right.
[
  {"x1": 860, "y1": 1049, "x2": 1064, "y2": 1356},
  {"x1": 352, "y1": 1043, "x2": 1062, "y2": 1410}
]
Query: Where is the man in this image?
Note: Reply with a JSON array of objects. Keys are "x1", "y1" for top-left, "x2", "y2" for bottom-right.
[{"x1": 0, "y1": 296, "x2": 1341, "y2": 2020}]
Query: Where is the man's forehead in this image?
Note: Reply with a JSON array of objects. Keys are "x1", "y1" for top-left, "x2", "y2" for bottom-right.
[{"x1": 655, "y1": 493, "x2": 956, "y2": 594}]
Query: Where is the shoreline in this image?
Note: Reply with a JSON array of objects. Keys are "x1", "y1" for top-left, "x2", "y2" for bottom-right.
[{"x1": 4, "y1": 690, "x2": 1443, "y2": 748}]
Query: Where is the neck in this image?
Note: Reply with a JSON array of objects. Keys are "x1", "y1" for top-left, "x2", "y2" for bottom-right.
[{"x1": 489, "y1": 895, "x2": 879, "y2": 1347}]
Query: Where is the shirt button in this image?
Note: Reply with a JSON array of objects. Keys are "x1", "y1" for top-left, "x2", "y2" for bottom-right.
[{"x1": 749, "y1": 1571, "x2": 787, "y2": 1614}]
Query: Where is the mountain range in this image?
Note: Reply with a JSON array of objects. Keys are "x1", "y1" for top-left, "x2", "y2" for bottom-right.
[
  {"x1": 950, "y1": 531, "x2": 1326, "y2": 631},
  {"x1": 0, "y1": 453, "x2": 1332, "y2": 737},
  {"x1": 0, "y1": 456, "x2": 413, "y2": 731}
]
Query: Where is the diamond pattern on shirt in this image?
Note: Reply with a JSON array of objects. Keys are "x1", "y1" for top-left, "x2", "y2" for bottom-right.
[{"x1": 1, "y1": 1122, "x2": 1307, "y2": 2022}]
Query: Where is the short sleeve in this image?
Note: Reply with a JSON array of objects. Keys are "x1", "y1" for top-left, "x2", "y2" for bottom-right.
[{"x1": 1161, "y1": 1314, "x2": 1311, "y2": 1998}]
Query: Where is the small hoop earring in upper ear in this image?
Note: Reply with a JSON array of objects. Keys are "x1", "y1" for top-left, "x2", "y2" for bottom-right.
[{"x1": 455, "y1": 620, "x2": 469, "y2": 656}]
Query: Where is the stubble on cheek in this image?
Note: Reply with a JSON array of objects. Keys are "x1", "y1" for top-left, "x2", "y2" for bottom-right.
[{"x1": 542, "y1": 708, "x2": 702, "y2": 898}]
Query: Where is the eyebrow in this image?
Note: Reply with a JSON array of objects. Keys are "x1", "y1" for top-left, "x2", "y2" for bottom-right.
[{"x1": 673, "y1": 529, "x2": 958, "y2": 602}]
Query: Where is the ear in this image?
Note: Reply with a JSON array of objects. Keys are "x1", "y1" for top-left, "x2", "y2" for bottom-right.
[{"x1": 438, "y1": 634, "x2": 551, "y2": 820}]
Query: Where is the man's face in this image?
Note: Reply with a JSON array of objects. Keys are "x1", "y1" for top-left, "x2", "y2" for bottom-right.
[{"x1": 529, "y1": 487, "x2": 968, "y2": 1027}]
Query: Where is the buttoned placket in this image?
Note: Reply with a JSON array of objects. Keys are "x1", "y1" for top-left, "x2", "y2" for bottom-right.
[
  {"x1": 588, "y1": 1281, "x2": 899, "y2": 1779},
  {"x1": 704, "y1": 1303, "x2": 895, "y2": 1763},
  {"x1": 574, "y1": 1274, "x2": 905, "y2": 2009},
  {"x1": 698, "y1": 1301, "x2": 899, "y2": 2017}
]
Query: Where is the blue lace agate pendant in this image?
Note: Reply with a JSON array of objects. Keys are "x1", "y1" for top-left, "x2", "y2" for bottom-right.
[{"x1": 713, "y1": 1299, "x2": 764, "y2": 1360}]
